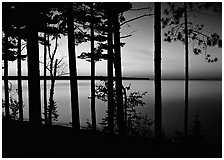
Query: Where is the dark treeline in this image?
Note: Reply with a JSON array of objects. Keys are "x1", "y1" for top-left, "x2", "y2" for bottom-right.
[{"x1": 2, "y1": 2, "x2": 222, "y2": 158}]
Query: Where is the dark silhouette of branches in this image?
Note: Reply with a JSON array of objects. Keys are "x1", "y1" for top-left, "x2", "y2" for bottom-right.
[{"x1": 120, "y1": 13, "x2": 153, "y2": 26}]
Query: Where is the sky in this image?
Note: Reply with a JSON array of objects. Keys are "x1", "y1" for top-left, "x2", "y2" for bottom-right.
[{"x1": 6, "y1": 2, "x2": 222, "y2": 79}]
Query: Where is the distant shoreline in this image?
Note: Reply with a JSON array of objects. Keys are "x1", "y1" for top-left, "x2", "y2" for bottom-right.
[{"x1": 2, "y1": 76, "x2": 221, "y2": 81}]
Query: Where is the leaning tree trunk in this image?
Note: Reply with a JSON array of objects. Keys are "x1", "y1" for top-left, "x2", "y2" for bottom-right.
[
  {"x1": 184, "y1": 2, "x2": 189, "y2": 139},
  {"x1": 107, "y1": 11, "x2": 115, "y2": 135},
  {"x1": 67, "y1": 3, "x2": 80, "y2": 129},
  {"x1": 17, "y1": 32, "x2": 23, "y2": 122},
  {"x1": 90, "y1": 3, "x2": 97, "y2": 131},
  {"x1": 4, "y1": 31, "x2": 10, "y2": 120},
  {"x1": 113, "y1": 14, "x2": 125, "y2": 135},
  {"x1": 154, "y1": 2, "x2": 162, "y2": 143},
  {"x1": 27, "y1": 5, "x2": 42, "y2": 126}
]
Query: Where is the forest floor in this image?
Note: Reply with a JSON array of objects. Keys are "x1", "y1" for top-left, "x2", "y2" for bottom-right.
[{"x1": 2, "y1": 119, "x2": 221, "y2": 158}]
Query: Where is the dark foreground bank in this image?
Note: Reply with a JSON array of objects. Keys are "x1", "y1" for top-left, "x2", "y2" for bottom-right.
[{"x1": 2, "y1": 119, "x2": 221, "y2": 158}]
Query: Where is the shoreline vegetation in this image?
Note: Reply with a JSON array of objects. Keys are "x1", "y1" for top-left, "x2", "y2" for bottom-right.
[{"x1": 2, "y1": 119, "x2": 221, "y2": 158}]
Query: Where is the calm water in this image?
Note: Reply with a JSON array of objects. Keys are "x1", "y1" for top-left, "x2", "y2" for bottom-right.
[{"x1": 3, "y1": 80, "x2": 222, "y2": 145}]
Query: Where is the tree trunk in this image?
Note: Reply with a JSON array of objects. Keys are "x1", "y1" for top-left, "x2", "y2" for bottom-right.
[
  {"x1": 44, "y1": 32, "x2": 48, "y2": 125},
  {"x1": 184, "y1": 2, "x2": 189, "y2": 139},
  {"x1": 67, "y1": 3, "x2": 80, "y2": 129},
  {"x1": 154, "y1": 2, "x2": 162, "y2": 143},
  {"x1": 113, "y1": 14, "x2": 125, "y2": 135},
  {"x1": 107, "y1": 11, "x2": 114, "y2": 134},
  {"x1": 27, "y1": 6, "x2": 42, "y2": 126},
  {"x1": 48, "y1": 59, "x2": 58, "y2": 125},
  {"x1": 90, "y1": 3, "x2": 97, "y2": 131},
  {"x1": 4, "y1": 32, "x2": 10, "y2": 120},
  {"x1": 17, "y1": 33, "x2": 23, "y2": 122},
  {"x1": 122, "y1": 86, "x2": 128, "y2": 128}
]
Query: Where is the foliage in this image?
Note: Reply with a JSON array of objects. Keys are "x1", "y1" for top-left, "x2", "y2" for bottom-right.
[
  {"x1": 77, "y1": 44, "x2": 108, "y2": 63},
  {"x1": 47, "y1": 100, "x2": 59, "y2": 121},
  {"x1": 95, "y1": 81, "x2": 153, "y2": 136},
  {"x1": 2, "y1": 82, "x2": 24, "y2": 120},
  {"x1": 162, "y1": 2, "x2": 222, "y2": 63}
]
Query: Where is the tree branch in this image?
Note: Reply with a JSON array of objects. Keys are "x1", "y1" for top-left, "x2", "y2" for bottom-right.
[
  {"x1": 120, "y1": 14, "x2": 153, "y2": 26},
  {"x1": 120, "y1": 30, "x2": 137, "y2": 39},
  {"x1": 120, "y1": 34, "x2": 132, "y2": 39},
  {"x1": 130, "y1": 7, "x2": 151, "y2": 11}
]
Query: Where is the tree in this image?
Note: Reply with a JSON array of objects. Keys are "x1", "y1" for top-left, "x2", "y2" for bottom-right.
[
  {"x1": 2, "y1": 3, "x2": 28, "y2": 122},
  {"x1": 162, "y1": 2, "x2": 222, "y2": 138},
  {"x1": 90, "y1": 3, "x2": 97, "y2": 131},
  {"x1": 67, "y1": 3, "x2": 80, "y2": 129},
  {"x1": 95, "y1": 81, "x2": 152, "y2": 136},
  {"x1": 154, "y1": 2, "x2": 162, "y2": 143},
  {"x1": 106, "y1": 9, "x2": 115, "y2": 135},
  {"x1": 183, "y1": 2, "x2": 189, "y2": 139},
  {"x1": 78, "y1": 2, "x2": 151, "y2": 135},
  {"x1": 113, "y1": 12, "x2": 125, "y2": 135},
  {"x1": 43, "y1": 32, "x2": 48, "y2": 125},
  {"x1": 17, "y1": 31, "x2": 23, "y2": 122},
  {"x1": 26, "y1": 4, "x2": 42, "y2": 125},
  {"x1": 3, "y1": 31, "x2": 10, "y2": 120},
  {"x1": 2, "y1": 83, "x2": 24, "y2": 120},
  {"x1": 110, "y1": 2, "x2": 132, "y2": 135},
  {"x1": 48, "y1": 59, "x2": 58, "y2": 125}
]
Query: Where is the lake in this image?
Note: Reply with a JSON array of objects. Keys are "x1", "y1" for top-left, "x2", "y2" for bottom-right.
[{"x1": 3, "y1": 80, "x2": 222, "y2": 146}]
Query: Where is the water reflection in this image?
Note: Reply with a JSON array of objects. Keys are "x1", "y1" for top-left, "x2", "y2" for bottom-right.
[{"x1": 2, "y1": 80, "x2": 221, "y2": 146}]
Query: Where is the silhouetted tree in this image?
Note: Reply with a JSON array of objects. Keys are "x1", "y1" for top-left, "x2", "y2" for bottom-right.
[
  {"x1": 95, "y1": 81, "x2": 152, "y2": 136},
  {"x1": 40, "y1": 34, "x2": 67, "y2": 124},
  {"x1": 2, "y1": 83, "x2": 24, "y2": 120},
  {"x1": 111, "y1": 2, "x2": 132, "y2": 135},
  {"x1": 154, "y1": 2, "x2": 162, "y2": 143},
  {"x1": 2, "y1": 3, "x2": 28, "y2": 121},
  {"x1": 43, "y1": 32, "x2": 48, "y2": 124},
  {"x1": 90, "y1": 3, "x2": 97, "y2": 131},
  {"x1": 162, "y1": 2, "x2": 222, "y2": 139},
  {"x1": 67, "y1": 3, "x2": 80, "y2": 129},
  {"x1": 183, "y1": 2, "x2": 189, "y2": 139},
  {"x1": 17, "y1": 32, "x2": 23, "y2": 122},
  {"x1": 26, "y1": 4, "x2": 42, "y2": 125},
  {"x1": 113, "y1": 11, "x2": 125, "y2": 135},
  {"x1": 106, "y1": 9, "x2": 115, "y2": 135},
  {"x1": 3, "y1": 33, "x2": 10, "y2": 120},
  {"x1": 48, "y1": 59, "x2": 58, "y2": 125}
]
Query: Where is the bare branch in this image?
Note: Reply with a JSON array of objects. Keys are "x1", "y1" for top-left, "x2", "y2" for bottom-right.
[
  {"x1": 130, "y1": 7, "x2": 151, "y2": 11},
  {"x1": 120, "y1": 30, "x2": 137, "y2": 39},
  {"x1": 120, "y1": 13, "x2": 153, "y2": 26}
]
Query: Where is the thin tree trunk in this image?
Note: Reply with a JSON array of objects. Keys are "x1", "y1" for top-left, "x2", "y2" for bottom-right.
[
  {"x1": 107, "y1": 12, "x2": 114, "y2": 134},
  {"x1": 113, "y1": 14, "x2": 125, "y2": 135},
  {"x1": 90, "y1": 3, "x2": 97, "y2": 131},
  {"x1": 17, "y1": 33, "x2": 23, "y2": 122},
  {"x1": 154, "y1": 2, "x2": 162, "y2": 143},
  {"x1": 122, "y1": 86, "x2": 127, "y2": 128},
  {"x1": 44, "y1": 32, "x2": 48, "y2": 125},
  {"x1": 27, "y1": 6, "x2": 41, "y2": 126},
  {"x1": 4, "y1": 32, "x2": 10, "y2": 120},
  {"x1": 184, "y1": 2, "x2": 189, "y2": 139},
  {"x1": 49, "y1": 59, "x2": 58, "y2": 125},
  {"x1": 67, "y1": 3, "x2": 80, "y2": 129}
]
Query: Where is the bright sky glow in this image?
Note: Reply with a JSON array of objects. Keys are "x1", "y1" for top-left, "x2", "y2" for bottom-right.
[{"x1": 7, "y1": 2, "x2": 222, "y2": 79}]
